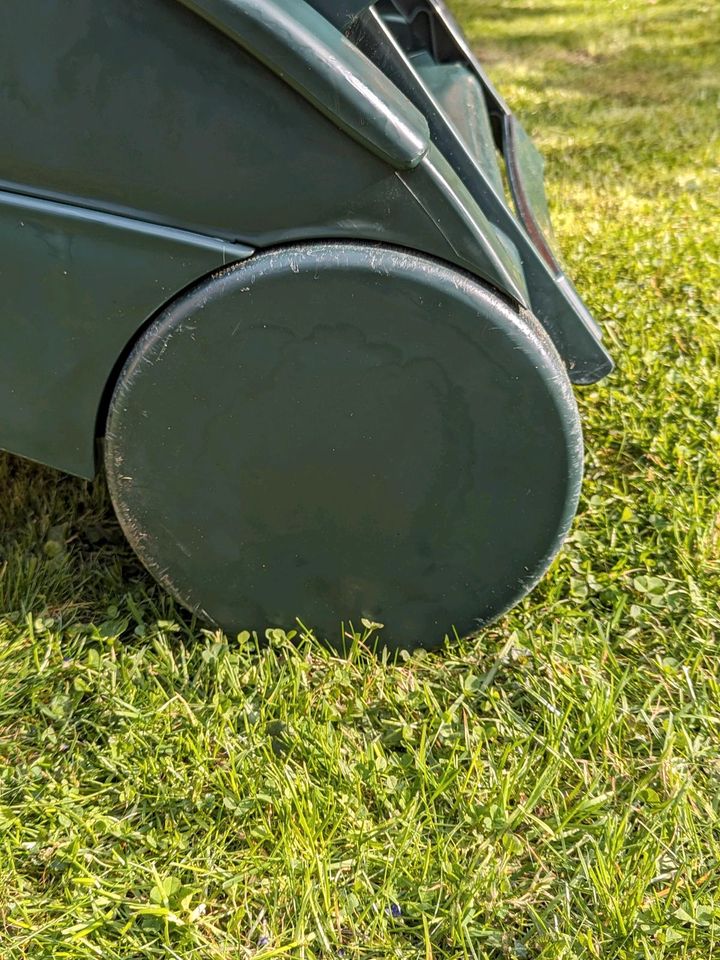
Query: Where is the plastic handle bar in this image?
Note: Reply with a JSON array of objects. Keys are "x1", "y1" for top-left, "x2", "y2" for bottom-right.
[{"x1": 176, "y1": 0, "x2": 430, "y2": 169}]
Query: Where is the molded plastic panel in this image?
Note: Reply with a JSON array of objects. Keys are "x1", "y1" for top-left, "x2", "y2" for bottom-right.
[
  {"x1": 349, "y1": 7, "x2": 613, "y2": 383},
  {"x1": 505, "y1": 116, "x2": 556, "y2": 267},
  {"x1": 0, "y1": 0, "x2": 524, "y2": 304},
  {"x1": 0, "y1": 0, "x2": 401, "y2": 239},
  {"x1": 0, "y1": 190, "x2": 252, "y2": 478},
  {"x1": 307, "y1": 0, "x2": 371, "y2": 29},
  {"x1": 413, "y1": 56, "x2": 505, "y2": 197},
  {"x1": 176, "y1": 0, "x2": 430, "y2": 169}
]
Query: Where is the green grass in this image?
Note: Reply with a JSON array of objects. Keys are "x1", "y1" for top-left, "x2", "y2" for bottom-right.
[{"x1": 1, "y1": 0, "x2": 719, "y2": 956}]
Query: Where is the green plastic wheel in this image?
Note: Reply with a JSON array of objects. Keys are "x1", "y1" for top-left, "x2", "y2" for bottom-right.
[{"x1": 105, "y1": 243, "x2": 582, "y2": 650}]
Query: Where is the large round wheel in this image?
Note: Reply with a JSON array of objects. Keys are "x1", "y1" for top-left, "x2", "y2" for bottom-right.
[{"x1": 105, "y1": 243, "x2": 582, "y2": 650}]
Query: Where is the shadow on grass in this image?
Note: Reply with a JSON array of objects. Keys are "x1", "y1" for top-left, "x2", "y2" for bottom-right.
[{"x1": 0, "y1": 451, "x2": 160, "y2": 625}]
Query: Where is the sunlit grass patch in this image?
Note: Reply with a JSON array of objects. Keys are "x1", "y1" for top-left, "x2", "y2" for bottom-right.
[{"x1": 1, "y1": 1, "x2": 719, "y2": 957}]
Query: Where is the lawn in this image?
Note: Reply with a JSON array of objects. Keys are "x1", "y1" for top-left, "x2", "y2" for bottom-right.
[{"x1": 1, "y1": 0, "x2": 719, "y2": 957}]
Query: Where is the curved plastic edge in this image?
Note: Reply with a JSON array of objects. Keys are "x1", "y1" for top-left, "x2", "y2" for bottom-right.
[
  {"x1": 472, "y1": 302, "x2": 584, "y2": 631},
  {"x1": 174, "y1": 0, "x2": 430, "y2": 170},
  {"x1": 399, "y1": 146, "x2": 530, "y2": 307},
  {"x1": 0, "y1": 188, "x2": 253, "y2": 479},
  {"x1": 350, "y1": 8, "x2": 613, "y2": 384},
  {"x1": 105, "y1": 241, "x2": 584, "y2": 646}
]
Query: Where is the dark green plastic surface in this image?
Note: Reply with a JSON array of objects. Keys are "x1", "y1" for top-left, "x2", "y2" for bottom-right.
[
  {"x1": 413, "y1": 55, "x2": 506, "y2": 198},
  {"x1": 0, "y1": 0, "x2": 516, "y2": 293},
  {"x1": 0, "y1": 0, "x2": 613, "y2": 646},
  {"x1": 106, "y1": 243, "x2": 583, "y2": 649},
  {"x1": 307, "y1": 0, "x2": 372, "y2": 30},
  {"x1": 176, "y1": 0, "x2": 430, "y2": 170},
  {"x1": 0, "y1": 190, "x2": 251, "y2": 478},
  {"x1": 0, "y1": 0, "x2": 536, "y2": 477},
  {"x1": 349, "y1": 5, "x2": 613, "y2": 383}
]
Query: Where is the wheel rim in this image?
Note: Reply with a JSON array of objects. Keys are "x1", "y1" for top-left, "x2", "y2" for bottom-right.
[{"x1": 105, "y1": 243, "x2": 583, "y2": 650}]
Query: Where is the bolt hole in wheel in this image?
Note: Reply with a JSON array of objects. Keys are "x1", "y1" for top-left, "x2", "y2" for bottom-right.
[{"x1": 105, "y1": 243, "x2": 582, "y2": 652}]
